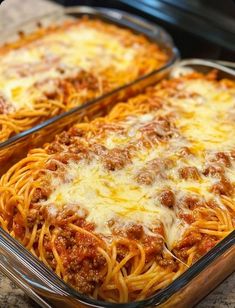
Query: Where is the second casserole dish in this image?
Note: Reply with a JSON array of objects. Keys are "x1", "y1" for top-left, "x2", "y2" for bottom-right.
[{"x1": 0, "y1": 6, "x2": 176, "y2": 144}]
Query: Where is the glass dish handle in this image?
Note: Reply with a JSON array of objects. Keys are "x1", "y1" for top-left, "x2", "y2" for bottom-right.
[{"x1": 104, "y1": 8, "x2": 173, "y2": 44}]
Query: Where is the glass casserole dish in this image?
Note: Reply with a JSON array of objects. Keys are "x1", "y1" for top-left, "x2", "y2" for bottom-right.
[
  {"x1": 0, "y1": 6, "x2": 178, "y2": 174},
  {"x1": 0, "y1": 59, "x2": 234, "y2": 307}
]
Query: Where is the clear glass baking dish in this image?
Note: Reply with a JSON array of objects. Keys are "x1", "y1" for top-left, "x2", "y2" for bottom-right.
[
  {"x1": 0, "y1": 6, "x2": 179, "y2": 174},
  {"x1": 0, "y1": 59, "x2": 234, "y2": 307}
]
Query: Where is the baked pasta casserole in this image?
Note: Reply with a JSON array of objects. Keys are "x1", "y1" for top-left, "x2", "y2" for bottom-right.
[
  {"x1": 0, "y1": 72, "x2": 234, "y2": 302},
  {"x1": 0, "y1": 18, "x2": 168, "y2": 142}
]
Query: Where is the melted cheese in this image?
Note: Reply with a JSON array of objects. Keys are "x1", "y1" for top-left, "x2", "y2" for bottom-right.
[
  {"x1": 171, "y1": 79, "x2": 235, "y2": 151},
  {"x1": 0, "y1": 22, "x2": 145, "y2": 112},
  {"x1": 42, "y1": 76, "x2": 235, "y2": 250},
  {"x1": 45, "y1": 158, "x2": 186, "y2": 249}
]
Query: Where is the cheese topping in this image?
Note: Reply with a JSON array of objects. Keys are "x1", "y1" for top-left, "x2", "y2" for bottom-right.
[
  {"x1": 41, "y1": 75, "x2": 235, "y2": 250},
  {"x1": 170, "y1": 79, "x2": 235, "y2": 151},
  {"x1": 0, "y1": 21, "x2": 158, "y2": 113},
  {"x1": 46, "y1": 156, "x2": 187, "y2": 249}
]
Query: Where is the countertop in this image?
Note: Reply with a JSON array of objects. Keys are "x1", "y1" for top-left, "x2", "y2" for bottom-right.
[{"x1": 0, "y1": 0, "x2": 234, "y2": 307}]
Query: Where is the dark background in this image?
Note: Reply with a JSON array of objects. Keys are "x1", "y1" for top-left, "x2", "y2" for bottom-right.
[{"x1": 50, "y1": 0, "x2": 235, "y2": 60}]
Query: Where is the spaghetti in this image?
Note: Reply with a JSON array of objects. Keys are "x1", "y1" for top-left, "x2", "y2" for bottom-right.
[
  {"x1": 0, "y1": 72, "x2": 234, "y2": 302},
  {"x1": 0, "y1": 17, "x2": 168, "y2": 142}
]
